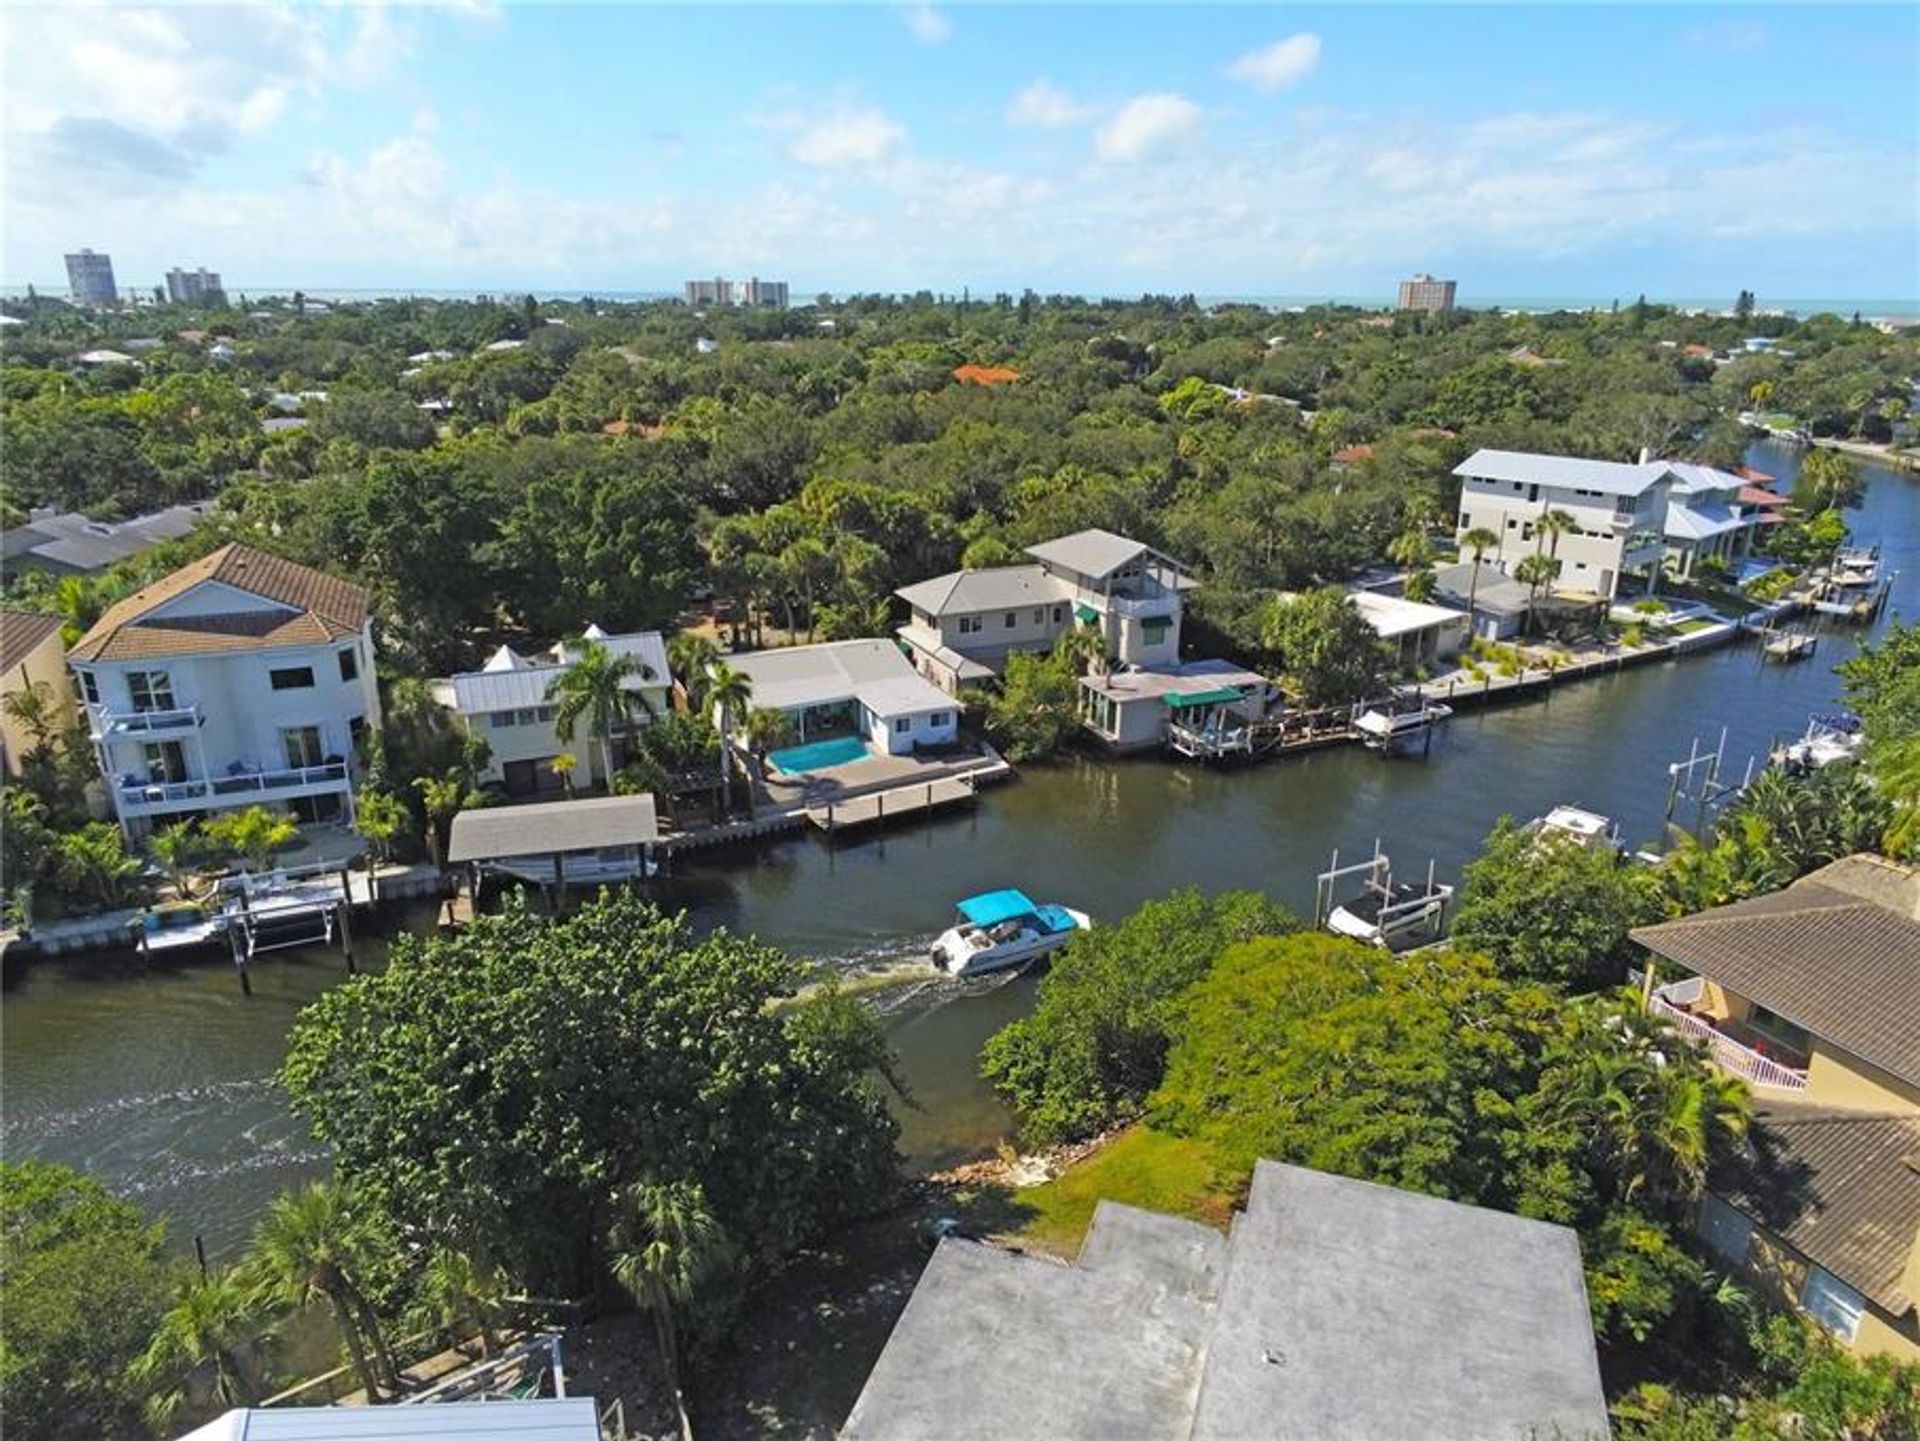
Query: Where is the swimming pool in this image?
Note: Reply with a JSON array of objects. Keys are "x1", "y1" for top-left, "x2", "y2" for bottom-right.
[{"x1": 768, "y1": 736, "x2": 872, "y2": 774}]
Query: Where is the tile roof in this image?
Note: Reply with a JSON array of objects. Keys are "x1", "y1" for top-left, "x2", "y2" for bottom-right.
[
  {"x1": 0, "y1": 609, "x2": 65, "y2": 669},
  {"x1": 1714, "y1": 1103, "x2": 1920, "y2": 1314},
  {"x1": 951, "y1": 363, "x2": 1020, "y2": 386},
  {"x1": 1631, "y1": 861, "x2": 1920, "y2": 1088},
  {"x1": 69, "y1": 543, "x2": 369, "y2": 663}
]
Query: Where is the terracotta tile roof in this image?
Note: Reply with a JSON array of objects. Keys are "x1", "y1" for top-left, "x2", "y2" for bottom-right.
[
  {"x1": 69, "y1": 543, "x2": 369, "y2": 663},
  {"x1": 1739, "y1": 485, "x2": 1790, "y2": 508},
  {"x1": 1632, "y1": 862, "x2": 1920, "y2": 1088},
  {"x1": 0, "y1": 609, "x2": 65, "y2": 669},
  {"x1": 952, "y1": 364, "x2": 1020, "y2": 386},
  {"x1": 1714, "y1": 1102, "x2": 1920, "y2": 1314},
  {"x1": 1331, "y1": 443, "x2": 1375, "y2": 464}
]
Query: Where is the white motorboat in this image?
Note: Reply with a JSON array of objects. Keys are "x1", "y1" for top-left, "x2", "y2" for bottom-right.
[
  {"x1": 1831, "y1": 546, "x2": 1881, "y2": 589},
  {"x1": 932, "y1": 889, "x2": 1091, "y2": 978},
  {"x1": 1770, "y1": 713, "x2": 1864, "y2": 773},
  {"x1": 1525, "y1": 805, "x2": 1620, "y2": 852},
  {"x1": 1355, "y1": 693, "x2": 1453, "y2": 751},
  {"x1": 1318, "y1": 846, "x2": 1453, "y2": 949}
]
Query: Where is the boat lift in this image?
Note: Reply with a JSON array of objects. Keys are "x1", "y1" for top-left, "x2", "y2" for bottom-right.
[
  {"x1": 223, "y1": 863, "x2": 358, "y2": 994},
  {"x1": 1314, "y1": 841, "x2": 1454, "y2": 948},
  {"x1": 1662, "y1": 728, "x2": 1755, "y2": 837}
]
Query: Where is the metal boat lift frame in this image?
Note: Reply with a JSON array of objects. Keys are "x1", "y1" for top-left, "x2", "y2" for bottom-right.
[{"x1": 1314, "y1": 841, "x2": 1454, "y2": 940}]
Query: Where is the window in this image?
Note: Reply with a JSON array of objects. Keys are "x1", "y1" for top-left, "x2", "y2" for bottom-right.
[
  {"x1": 78, "y1": 671, "x2": 100, "y2": 704},
  {"x1": 282, "y1": 726, "x2": 324, "y2": 769},
  {"x1": 536, "y1": 705, "x2": 555, "y2": 722},
  {"x1": 516, "y1": 708, "x2": 541, "y2": 726},
  {"x1": 1004, "y1": 611, "x2": 1017, "y2": 629},
  {"x1": 1459, "y1": 514, "x2": 1473, "y2": 531},
  {"x1": 337, "y1": 647, "x2": 359, "y2": 682},
  {"x1": 127, "y1": 671, "x2": 174, "y2": 712},
  {"x1": 1052, "y1": 605, "x2": 1064, "y2": 624},
  {"x1": 1749, "y1": 1006, "x2": 1811, "y2": 1054},
  {"x1": 141, "y1": 741, "x2": 188, "y2": 783},
  {"x1": 894, "y1": 717, "x2": 912, "y2": 734},
  {"x1": 1033, "y1": 608, "x2": 1045, "y2": 624},
  {"x1": 1697, "y1": 1197, "x2": 1753, "y2": 1265},
  {"x1": 1142, "y1": 617, "x2": 1172, "y2": 642},
  {"x1": 1800, "y1": 1267, "x2": 1865, "y2": 1342},
  {"x1": 958, "y1": 615, "x2": 982, "y2": 636},
  {"x1": 491, "y1": 711, "x2": 516, "y2": 728},
  {"x1": 932, "y1": 712, "x2": 951, "y2": 728},
  {"x1": 270, "y1": 666, "x2": 316, "y2": 691},
  {"x1": 348, "y1": 716, "x2": 368, "y2": 753}
]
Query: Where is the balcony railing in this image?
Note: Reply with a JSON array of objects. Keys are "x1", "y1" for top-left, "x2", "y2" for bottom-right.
[
  {"x1": 117, "y1": 762, "x2": 349, "y2": 812},
  {"x1": 1649, "y1": 991, "x2": 1809, "y2": 1091},
  {"x1": 91, "y1": 704, "x2": 203, "y2": 740},
  {"x1": 1104, "y1": 589, "x2": 1180, "y2": 621}
]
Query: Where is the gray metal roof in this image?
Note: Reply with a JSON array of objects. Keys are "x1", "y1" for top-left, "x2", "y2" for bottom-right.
[
  {"x1": 176, "y1": 1399, "x2": 601, "y2": 1441},
  {"x1": 841, "y1": 1161, "x2": 1608, "y2": 1441},
  {"x1": 1455, "y1": 447, "x2": 1670, "y2": 498},
  {"x1": 1665, "y1": 500, "x2": 1747, "y2": 542},
  {"x1": 1431, "y1": 560, "x2": 1533, "y2": 616},
  {"x1": 729, "y1": 639, "x2": 953, "y2": 719},
  {"x1": 1025, "y1": 528, "x2": 1152, "y2": 581},
  {"x1": 895, "y1": 563, "x2": 1066, "y2": 617},
  {"x1": 447, "y1": 795, "x2": 658, "y2": 863},
  {"x1": 3, "y1": 502, "x2": 212, "y2": 574},
  {"x1": 448, "y1": 632, "x2": 670, "y2": 715}
]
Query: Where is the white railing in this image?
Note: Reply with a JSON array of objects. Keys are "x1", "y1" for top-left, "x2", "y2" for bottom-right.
[
  {"x1": 1650, "y1": 992, "x2": 1809, "y2": 1090},
  {"x1": 118, "y1": 762, "x2": 349, "y2": 812},
  {"x1": 91, "y1": 703, "x2": 202, "y2": 739},
  {"x1": 1100, "y1": 588, "x2": 1180, "y2": 621}
]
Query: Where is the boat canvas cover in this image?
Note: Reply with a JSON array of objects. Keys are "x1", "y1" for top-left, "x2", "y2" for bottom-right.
[
  {"x1": 1034, "y1": 904, "x2": 1080, "y2": 935},
  {"x1": 1165, "y1": 686, "x2": 1242, "y2": 709},
  {"x1": 958, "y1": 889, "x2": 1039, "y2": 926}
]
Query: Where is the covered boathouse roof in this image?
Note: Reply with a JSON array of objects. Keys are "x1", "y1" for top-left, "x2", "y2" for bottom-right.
[{"x1": 447, "y1": 795, "x2": 658, "y2": 864}]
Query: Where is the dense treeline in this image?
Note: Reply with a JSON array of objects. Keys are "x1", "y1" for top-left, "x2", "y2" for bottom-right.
[{"x1": 5, "y1": 293, "x2": 1914, "y2": 680}]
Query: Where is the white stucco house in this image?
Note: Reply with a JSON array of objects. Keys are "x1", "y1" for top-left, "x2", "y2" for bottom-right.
[
  {"x1": 896, "y1": 529, "x2": 1196, "y2": 694},
  {"x1": 67, "y1": 544, "x2": 381, "y2": 839},
  {"x1": 725, "y1": 639, "x2": 959, "y2": 757},
  {"x1": 432, "y1": 625, "x2": 672, "y2": 797},
  {"x1": 1662, "y1": 462, "x2": 1765, "y2": 580},
  {"x1": 1453, "y1": 448, "x2": 1675, "y2": 601}
]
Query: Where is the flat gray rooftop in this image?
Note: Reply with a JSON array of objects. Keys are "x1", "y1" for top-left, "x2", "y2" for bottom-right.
[
  {"x1": 842, "y1": 1161, "x2": 1610, "y2": 1441},
  {"x1": 447, "y1": 794, "x2": 658, "y2": 863}
]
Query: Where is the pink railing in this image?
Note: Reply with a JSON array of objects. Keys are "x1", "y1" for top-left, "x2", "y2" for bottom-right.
[{"x1": 1650, "y1": 993, "x2": 1809, "y2": 1091}]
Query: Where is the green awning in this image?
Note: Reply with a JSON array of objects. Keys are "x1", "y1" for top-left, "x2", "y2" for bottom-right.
[
  {"x1": 1164, "y1": 686, "x2": 1243, "y2": 710},
  {"x1": 1074, "y1": 603, "x2": 1100, "y2": 624}
]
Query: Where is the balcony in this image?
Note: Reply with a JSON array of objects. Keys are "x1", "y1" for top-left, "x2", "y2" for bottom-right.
[
  {"x1": 90, "y1": 704, "x2": 204, "y2": 741},
  {"x1": 1650, "y1": 982, "x2": 1809, "y2": 1091},
  {"x1": 115, "y1": 761, "x2": 350, "y2": 818}
]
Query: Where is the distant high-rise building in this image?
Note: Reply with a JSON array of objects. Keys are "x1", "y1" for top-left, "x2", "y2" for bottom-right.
[
  {"x1": 165, "y1": 266, "x2": 224, "y2": 305},
  {"x1": 1397, "y1": 273, "x2": 1457, "y2": 313},
  {"x1": 684, "y1": 276, "x2": 789, "y2": 308},
  {"x1": 64, "y1": 249, "x2": 118, "y2": 306}
]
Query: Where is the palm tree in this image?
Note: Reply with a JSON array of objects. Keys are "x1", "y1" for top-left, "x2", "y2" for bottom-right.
[
  {"x1": 414, "y1": 772, "x2": 477, "y2": 871},
  {"x1": 57, "y1": 823, "x2": 145, "y2": 908},
  {"x1": 1795, "y1": 448, "x2": 1863, "y2": 514},
  {"x1": 704, "y1": 662, "x2": 754, "y2": 818},
  {"x1": 1054, "y1": 624, "x2": 1107, "y2": 678},
  {"x1": 1460, "y1": 526, "x2": 1500, "y2": 635},
  {"x1": 742, "y1": 706, "x2": 796, "y2": 765},
  {"x1": 547, "y1": 640, "x2": 653, "y2": 787},
  {"x1": 1386, "y1": 528, "x2": 1433, "y2": 574},
  {"x1": 146, "y1": 821, "x2": 208, "y2": 901},
  {"x1": 205, "y1": 806, "x2": 299, "y2": 874},
  {"x1": 354, "y1": 787, "x2": 411, "y2": 865},
  {"x1": 1512, "y1": 553, "x2": 1559, "y2": 637},
  {"x1": 243, "y1": 1182, "x2": 400, "y2": 1401},
  {"x1": 415, "y1": 1246, "x2": 508, "y2": 1359},
  {"x1": 133, "y1": 1269, "x2": 275, "y2": 1428},
  {"x1": 609, "y1": 1179, "x2": 726, "y2": 1441},
  {"x1": 1536, "y1": 507, "x2": 1577, "y2": 563},
  {"x1": 0, "y1": 679, "x2": 62, "y2": 753},
  {"x1": 668, "y1": 633, "x2": 721, "y2": 711}
]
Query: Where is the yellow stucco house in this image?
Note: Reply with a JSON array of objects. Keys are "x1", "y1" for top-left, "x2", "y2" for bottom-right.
[
  {"x1": 0, "y1": 609, "x2": 74, "y2": 776},
  {"x1": 1633, "y1": 855, "x2": 1920, "y2": 1362}
]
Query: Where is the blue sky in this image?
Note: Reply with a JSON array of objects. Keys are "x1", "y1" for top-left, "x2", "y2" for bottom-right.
[{"x1": 6, "y1": 3, "x2": 1916, "y2": 303}]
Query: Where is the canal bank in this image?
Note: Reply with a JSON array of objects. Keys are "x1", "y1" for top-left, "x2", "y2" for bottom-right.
[{"x1": 3, "y1": 442, "x2": 1913, "y2": 1266}]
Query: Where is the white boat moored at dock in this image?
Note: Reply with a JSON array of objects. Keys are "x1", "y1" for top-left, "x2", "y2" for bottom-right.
[
  {"x1": 1354, "y1": 691, "x2": 1454, "y2": 752},
  {"x1": 1831, "y1": 545, "x2": 1882, "y2": 588},
  {"x1": 1315, "y1": 845, "x2": 1453, "y2": 949},
  {"x1": 1770, "y1": 713, "x2": 1865, "y2": 773},
  {"x1": 1525, "y1": 805, "x2": 1620, "y2": 851},
  {"x1": 932, "y1": 889, "x2": 1091, "y2": 978}
]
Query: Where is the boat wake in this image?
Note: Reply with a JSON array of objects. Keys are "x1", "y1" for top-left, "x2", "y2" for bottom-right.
[{"x1": 4, "y1": 1076, "x2": 282, "y2": 1141}]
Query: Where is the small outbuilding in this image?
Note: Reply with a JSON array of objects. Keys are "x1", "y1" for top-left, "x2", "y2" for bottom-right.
[{"x1": 1348, "y1": 589, "x2": 1469, "y2": 669}]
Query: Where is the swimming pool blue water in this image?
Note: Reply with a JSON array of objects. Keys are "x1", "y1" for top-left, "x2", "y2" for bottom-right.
[{"x1": 768, "y1": 736, "x2": 871, "y2": 774}]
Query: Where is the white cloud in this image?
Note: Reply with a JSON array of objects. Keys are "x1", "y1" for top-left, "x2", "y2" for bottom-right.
[
  {"x1": 1007, "y1": 79, "x2": 1100, "y2": 130},
  {"x1": 1227, "y1": 34, "x2": 1323, "y2": 93},
  {"x1": 1095, "y1": 93, "x2": 1202, "y2": 163},
  {"x1": 899, "y1": 3, "x2": 951, "y2": 45},
  {"x1": 771, "y1": 104, "x2": 908, "y2": 168}
]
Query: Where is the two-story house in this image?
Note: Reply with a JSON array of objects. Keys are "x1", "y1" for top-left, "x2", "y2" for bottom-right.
[
  {"x1": 1662, "y1": 462, "x2": 1764, "y2": 581},
  {"x1": 67, "y1": 544, "x2": 381, "y2": 840},
  {"x1": 1633, "y1": 855, "x2": 1920, "y2": 1361},
  {"x1": 895, "y1": 529, "x2": 1195, "y2": 694},
  {"x1": 432, "y1": 625, "x2": 672, "y2": 797},
  {"x1": 1454, "y1": 448, "x2": 1674, "y2": 601}
]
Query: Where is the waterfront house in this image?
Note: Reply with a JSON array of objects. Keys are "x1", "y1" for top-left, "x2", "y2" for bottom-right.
[
  {"x1": 1081, "y1": 657, "x2": 1273, "y2": 752},
  {"x1": 1634, "y1": 855, "x2": 1920, "y2": 1359},
  {"x1": 1662, "y1": 462, "x2": 1765, "y2": 580},
  {"x1": 1429, "y1": 559, "x2": 1533, "y2": 642},
  {"x1": 896, "y1": 528, "x2": 1196, "y2": 694},
  {"x1": 842, "y1": 1161, "x2": 1608, "y2": 1439},
  {"x1": 0, "y1": 610, "x2": 74, "y2": 776},
  {"x1": 67, "y1": 544, "x2": 381, "y2": 840},
  {"x1": 725, "y1": 638, "x2": 958, "y2": 758},
  {"x1": 432, "y1": 625, "x2": 671, "y2": 798},
  {"x1": 1346, "y1": 589, "x2": 1469, "y2": 670},
  {"x1": 1454, "y1": 447, "x2": 1675, "y2": 601}
]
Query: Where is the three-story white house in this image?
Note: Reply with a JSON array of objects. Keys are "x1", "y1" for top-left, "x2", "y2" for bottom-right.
[
  {"x1": 68, "y1": 544, "x2": 381, "y2": 839},
  {"x1": 1453, "y1": 448, "x2": 1674, "y2": 601},
  {"x1": 896, "y1": 528, "x2": 1196, "y2": 693}
]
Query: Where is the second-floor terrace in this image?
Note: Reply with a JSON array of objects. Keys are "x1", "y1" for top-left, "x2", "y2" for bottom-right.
[
  {"x1": 1650, "y1": 978, "x2": 1810, "y2": 1092},
  {"x1": 88, "y1": 702, "x2": 205, "y2": 741}
]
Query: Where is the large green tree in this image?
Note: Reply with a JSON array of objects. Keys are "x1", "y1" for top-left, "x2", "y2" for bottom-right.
[{"x1": 1261, "y1": 586, "x2": 1390, "y2": 706}]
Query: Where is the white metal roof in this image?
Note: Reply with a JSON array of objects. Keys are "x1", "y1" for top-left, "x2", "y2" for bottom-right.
[
  {"x1": 895, "y1": 564, "x2": 1068, "y2": 617},
  {"x1": 176, "y1": 1398, "x2": 601, "y2": 1441},
  {"x1": 1347, "y1": 589, "x2": 1469, "y2": 639},
  {"x1": 1664, "y1": 461, "x2": 1746, "y2": 497},
  {"x1": 448, "y1": 795, "x2": 658, "y2": 862},
  {"x1": 448, "y1": 631, "x2": 670, "y2": 715},
  {"x1": 1665, "y1": 500, "x2": 1748, "y2": 542},
  {"x1": 729, "y1": 639, "x2": 954, "y2": 719},
  {"x1": 1455, "y1": 447, "x2": 1670, "y2": 498},
  {"x1": 1025, "y1": 529, "x2": 1151, "y2": 581}
]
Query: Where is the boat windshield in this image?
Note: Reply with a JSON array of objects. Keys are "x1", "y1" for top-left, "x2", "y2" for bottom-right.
[{"x1": 1033, "y1": 904, "x2": 1080, "y2": 934}]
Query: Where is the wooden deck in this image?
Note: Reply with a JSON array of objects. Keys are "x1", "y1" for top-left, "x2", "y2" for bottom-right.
[{"x1": 807, "y1": 774, "x2": 988, "y2": 832}]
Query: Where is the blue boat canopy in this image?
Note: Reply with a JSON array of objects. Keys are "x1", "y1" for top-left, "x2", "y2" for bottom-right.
[{"x1": 958, "y1": 889, "x2": 1039, "y2": 926}]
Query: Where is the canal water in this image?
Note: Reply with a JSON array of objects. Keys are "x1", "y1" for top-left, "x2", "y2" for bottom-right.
[{"x1": 4, "y1": 443, "x2": 1915, "y2": 1261}]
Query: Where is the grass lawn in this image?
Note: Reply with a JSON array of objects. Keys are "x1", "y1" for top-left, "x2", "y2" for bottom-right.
[
  {"x1": 1012, "y1": 1125, "x2": 1239, "y2": 1256},
  {"x1": 1675, "y1": 618, "x2": 1717, "y2": 635}
]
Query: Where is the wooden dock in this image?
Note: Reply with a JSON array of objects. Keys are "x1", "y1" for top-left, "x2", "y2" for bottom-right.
[{"x1": 809, "y1": 773, "x2": 990, "y2": 833}]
